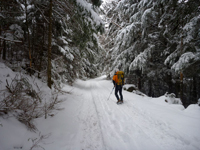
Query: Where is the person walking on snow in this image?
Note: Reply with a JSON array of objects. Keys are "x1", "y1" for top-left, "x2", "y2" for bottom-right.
[{"x1": 112, "y1": 69, "x2": 125, "y2": 104}]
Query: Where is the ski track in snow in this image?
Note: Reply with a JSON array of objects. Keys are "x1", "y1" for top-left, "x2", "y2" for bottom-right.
[{"x1": 69, "y1": 77, "x2": 200, "y2": 150}]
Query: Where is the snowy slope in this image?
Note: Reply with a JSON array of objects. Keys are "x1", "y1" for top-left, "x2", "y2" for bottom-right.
[{"x1": 0, "y1": 68, "x2": 200, "y2": 150}]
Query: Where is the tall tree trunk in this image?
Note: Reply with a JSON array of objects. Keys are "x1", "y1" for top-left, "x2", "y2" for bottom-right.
[
  {"x1": 180, "y1": 72, "x2": 184, "y2": 105},
  {"x1": 148, "y1": 80, "x2": 152, "y2": 96},
  {"x1": 38, "y1": 26, "x2": 45, "y2": 78},
  {"x1": 2, "y1": 38, "x2": 6, "y2": 60},
  {"x1": 180, "y1": 36, "x2": 185, "y2": 106},
  {"x1": 0, "y1": 26, "x2": 2, "y2": 57},
  {"x1": 192, "y1": 76, "x2": 197, "y2": 104},
  {"x1": 47, "y1": 0, "x2": 53, "y2": 89},
  {"x1": 25, "y1": 0, "x2": 32, "y2": 75},
  {"x1": 138, "y1": 77, "x2": 141, "y2": 90},
  {"x1": 166, "y1": 72, "x2": 173, "y2": 94}
]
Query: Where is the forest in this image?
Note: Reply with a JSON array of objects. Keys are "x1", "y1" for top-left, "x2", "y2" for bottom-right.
[
  {"x1": 100, "y1": 0, "x2": 200, "y2": 107},
  {"x1": 0, "y1": 0, "x2": 200, "y2": 149},
  {"x1": 0, "y1": 0, "x2": 200, "y2": 109},
  {"x1": 0, "y1": 0, "x2": 104, "y2": 87}
]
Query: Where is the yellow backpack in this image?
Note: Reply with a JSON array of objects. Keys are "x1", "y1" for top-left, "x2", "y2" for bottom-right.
[{"x1": 117, "y1": 71, "x2": 124, "y2": 85}]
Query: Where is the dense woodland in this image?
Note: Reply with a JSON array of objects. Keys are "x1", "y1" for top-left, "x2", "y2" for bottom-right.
[
  {"x1": 0, "y1": 0, "x2": 200, "y2": 107},
  {"x1": 0, "y1": 0, "x2": 104, "y2": 88},
  {"x1": 100, "y1": 0, "x2": 200, "y2": 107}
]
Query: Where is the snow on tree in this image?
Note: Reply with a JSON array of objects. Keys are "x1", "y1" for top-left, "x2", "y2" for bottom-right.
[
  {"x1": 129, "y1": 45, "x2": 154, "y2": 73},
  {"x1": 0, "y1": 0, "x2": 104, "y2": 86},
  {"x1": 99, "y1": 0, "x2": 200, "y2": 106},
  {"x1": 171, "y1": 52, "x2": 200, "y2": 73}
]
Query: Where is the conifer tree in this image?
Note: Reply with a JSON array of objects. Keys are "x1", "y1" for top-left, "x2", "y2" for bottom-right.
[{"x1": 100, "y1": 0, "x2": 200, "y2": 106}]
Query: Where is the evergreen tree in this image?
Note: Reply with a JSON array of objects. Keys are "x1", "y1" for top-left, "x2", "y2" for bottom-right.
[
  {"x1": 0, "y1": 0, "x2": 23, "y2": 60},
  {"x1": 0, "y1": 0, "x2": 104, "y2": 87},
  {"x1": 100, "y1": 0, "x2": 200, "y2": 107}
]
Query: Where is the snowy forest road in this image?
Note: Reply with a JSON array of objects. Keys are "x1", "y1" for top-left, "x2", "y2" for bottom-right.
[
  {"x1": 0, "y1": 73, "x2": 199, "y2": 150},
  {"x1": 58, "y1": 76, "x2": 199, "y2": 150}
]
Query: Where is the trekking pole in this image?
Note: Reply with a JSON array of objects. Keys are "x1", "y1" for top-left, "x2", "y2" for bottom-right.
[{"x1": 107, "y1": 86, "x2": 115, "y2": 101}]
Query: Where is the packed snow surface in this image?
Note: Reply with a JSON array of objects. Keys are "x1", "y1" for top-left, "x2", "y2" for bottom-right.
[{"x1": 0, "y1": 73, "x2": 200, "y2": 150}]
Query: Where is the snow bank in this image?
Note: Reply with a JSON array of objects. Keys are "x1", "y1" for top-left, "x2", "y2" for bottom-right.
[
  {"x1": 123, "y1": 84, "x2": 147, "y2": 97},
  {"x1": 149, "y1": 92, "x2": 184, "y2": 111},
  {"x1": 0, "y1": 62, "x2": 59, "y2": 149},
  {"x1": 184, "y1": 104, "x2": 200, "y2": 115},
  {"x1": 154, "y1": 94, "x2": 181, "y2": 104}
]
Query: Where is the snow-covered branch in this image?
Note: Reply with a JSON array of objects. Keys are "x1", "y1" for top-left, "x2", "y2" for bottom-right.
[{"x1": 0, "y1": 36, "x2": 22, "y2": 43}]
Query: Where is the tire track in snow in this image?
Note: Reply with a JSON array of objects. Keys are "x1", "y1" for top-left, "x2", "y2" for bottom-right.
[
  {"x1": 91, "y1": 81, "x2": 138, "y2": 150},
  {"x1": 90, "y1": 80, "x2": 131, "y2": 150},
  {"x1": 76, "y1": 81, "x2": 105, "y2": 150},
  {"x1": 90, "y1": 81, "x2": 107, "y2": 150}
]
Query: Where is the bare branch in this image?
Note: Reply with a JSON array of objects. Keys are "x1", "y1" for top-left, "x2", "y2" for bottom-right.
[
  {"x1": 35, "y1": 4, "x2": 49, "y2": 23},
  {"x1": 111, "y1": 21, "x2": 122, "y2": 29}
]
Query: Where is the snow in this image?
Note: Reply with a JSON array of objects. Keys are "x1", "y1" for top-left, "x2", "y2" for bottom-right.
[
  {"x1": 0, "y1": 13, "x2": 5, "y2": 18},
  {"x1": 0, "y1": 64, "x2": 200, "y2": 150},
  {"x1": 171, "y1": 52, "x2": 199, "y2": 73},
  {"x1": 183, "y1": 16, "x2": 200, "y2": 44},
  {"x1": 76, "y1": 0, "x2": 103, "y2": 26},
  {"x1": 129, "y1": 45, "x2": 154, "y2": 72},
  {"x1": 9, "y1": 24, "x2": 24, "y2": 39},
  {"x1": 141, "y1": 8, "x2": 152, "y2": 27}
]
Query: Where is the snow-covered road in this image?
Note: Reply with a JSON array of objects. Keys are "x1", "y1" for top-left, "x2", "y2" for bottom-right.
[
  {"x1": 49, "y1": 76, "x2": 199, "y2": 150},
  {"x1": 1, "y1": 75, "x2": 200, "y2": 150}
]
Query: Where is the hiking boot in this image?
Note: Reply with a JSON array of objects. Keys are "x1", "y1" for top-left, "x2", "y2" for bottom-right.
[
  {"x1": 119, "y1": 100, "x2": 123, "y2": 104},
  {"x1": 117, "y1": 99, "x2": 121, "y2": 104},
  {"x1": 117, "y1": 100, "x2": 123, "y2": 104}
]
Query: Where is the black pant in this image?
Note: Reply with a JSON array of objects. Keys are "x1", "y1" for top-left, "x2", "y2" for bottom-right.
[{"x1": 115, "y1": 85, "x2": 123, "y2": 101}]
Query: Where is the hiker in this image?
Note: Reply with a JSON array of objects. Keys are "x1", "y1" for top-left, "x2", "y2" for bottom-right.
[{"x1": 112, "y1": 69, "x2": 124, "y2": 104}]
